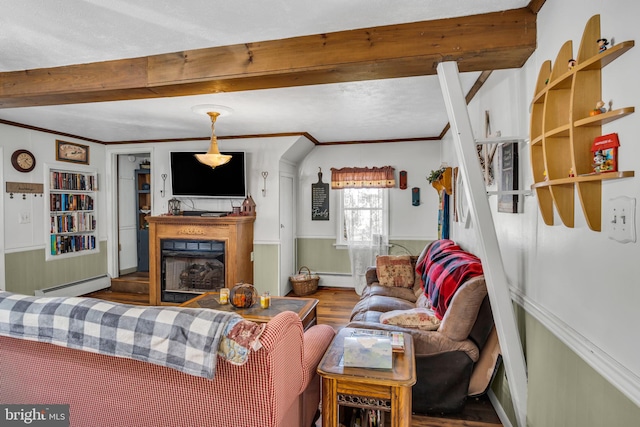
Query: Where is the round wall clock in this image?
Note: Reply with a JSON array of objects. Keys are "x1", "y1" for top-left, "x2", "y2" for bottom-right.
[{"x1": 11, "y1": 149, "x2": 36, "y2": 172}]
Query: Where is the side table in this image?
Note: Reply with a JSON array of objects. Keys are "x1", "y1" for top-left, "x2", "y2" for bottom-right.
[{"x1": 317, "y1": 328, "x2": 416, "y2": 427}]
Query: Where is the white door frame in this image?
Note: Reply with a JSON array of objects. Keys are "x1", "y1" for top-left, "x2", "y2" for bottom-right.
[{"x1": 105, "y1": 146, "x2": 154, "y2": 279}]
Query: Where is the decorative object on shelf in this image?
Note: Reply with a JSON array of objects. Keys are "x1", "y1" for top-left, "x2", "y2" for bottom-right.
[
  {"x1": 411, "y1": 187, "x2": 420, "y2": 206},
  {"x1": 6, "y1": 182, "x2": 43, "y2": 199},
  {"x1": 289, "y1": 266, "x2": 319, "y2": 296},
  {"x1": 399, "y1": 170, "x2": 407, "y2": 189},
  {"x1": 56, "y1": 140, "x2": 89, "y2": 164},
  {"x1": 428, "y1": 167, "x2": 452, "y2": 195},
  {"x1": 311, "y1": 168, "x2": 329, "y2": 221},
  {"x1": 230, "y1": 282, "x2": 258, "y2": 308},
  {"x1": 529, "y1": 14, "x2": 635, "y2": 231},
  {"x1": 261, "y1": 171, "x2": 268, "y2": 196},
  {"x1": 591, "y1": 133, "x2": 620, "y2": 173},
  {"x1": 142, "y1": 183, "x2": 150, "y2": 191},
  {"x1": 11, "y1": 149, "x2": 36, "y2": 173},
  {"x1": 590, "y1": 100, "x2": 608, "y2": 115},
  {"x1": 597, "y1": 37, "x2": 609, "y2": 52},
  {"x1": 139, "y1": 160, "x2": 150, "y2": 170},
  {"x1": 160, "y1": 173, "x2": 167, "y2": 198},
  {"x1": 568, "y1": 58, "x2": 576, "y2": 70},
  {"x1": 241, "y1": 194, "x2": 256, "y2": 216},
  {"x1": 426, "y1": 167, "x2": 445, "y2": 184},
  {"x1": 168, "y1": 198, "x2": 181, "y2": 215},
  {"x1": 191, "y1": 104, "x2": 233, "y2": 169}
]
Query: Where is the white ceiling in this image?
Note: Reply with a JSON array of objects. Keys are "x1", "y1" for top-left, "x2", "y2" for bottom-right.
[{"x1": 0, "y1": 0, "x2": 530, "y2": 143}]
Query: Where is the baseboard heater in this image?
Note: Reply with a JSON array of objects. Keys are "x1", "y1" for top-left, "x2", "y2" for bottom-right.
[
  {"x1": 317, "y1": 273, "x2": 353, "y2": 288},
  {"x1": 34, "y1": 275, "x2": 111, "y2": 297}
]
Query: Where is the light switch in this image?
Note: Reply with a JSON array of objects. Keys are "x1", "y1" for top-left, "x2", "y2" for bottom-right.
[
  {"x1": 19, "y1": 211, "x2": 31, "y2": 224},
  {"x1": 608, "y1": 196, "x2": 636, "y2": 243}
]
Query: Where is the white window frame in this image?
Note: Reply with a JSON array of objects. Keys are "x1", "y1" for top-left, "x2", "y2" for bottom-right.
[{"x1": 336, "y1": 187, "x2": 389, "y2": 247}]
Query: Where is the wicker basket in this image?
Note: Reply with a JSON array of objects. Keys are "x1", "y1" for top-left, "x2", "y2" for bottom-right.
[{"x1": 289, "y1": 266, "x2": 319, "y2": 296}]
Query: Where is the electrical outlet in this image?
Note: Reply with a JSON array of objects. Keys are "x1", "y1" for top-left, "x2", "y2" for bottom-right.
[
  {"x1": 608, "y1": 196, "x2": 636, "y2": 243},
  {"x1": 19, "y1": 211, "x2": 31, "y2": 224}
]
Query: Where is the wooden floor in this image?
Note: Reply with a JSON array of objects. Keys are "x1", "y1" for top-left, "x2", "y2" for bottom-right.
[{"x1": 87, "y1": 277, "x2": 502, "y2": 427}]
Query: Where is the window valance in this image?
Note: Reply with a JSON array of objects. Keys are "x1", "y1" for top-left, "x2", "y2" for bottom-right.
[{"x1": 330, "y1": 166, "x2": 396, "y2": 189}]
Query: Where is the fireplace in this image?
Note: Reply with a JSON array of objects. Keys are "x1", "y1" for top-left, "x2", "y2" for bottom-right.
[
  {"x1": 147, "y1": 215, "x2": 254, "y2": 306},
  {"x1": 161, "y1": 239, "x2": 225, "y2": 303}
]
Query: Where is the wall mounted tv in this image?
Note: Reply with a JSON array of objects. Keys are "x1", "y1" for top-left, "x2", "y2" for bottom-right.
[{"x1": 170, "y1": 151, "x2": 247, "y2": 198}]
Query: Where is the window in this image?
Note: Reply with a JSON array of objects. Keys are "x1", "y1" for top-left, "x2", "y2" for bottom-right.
[{"x1": 336, "y1": 188, "x2": 389, "y2": 246}]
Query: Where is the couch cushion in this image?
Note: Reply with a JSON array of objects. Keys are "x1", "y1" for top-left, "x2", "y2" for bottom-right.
[
  {"x1": 379, "y1": 308, "x2": 441, "y2": 331},
  {"x1": 350, "y1": 295, "x2": 415, "y2": 321},
  {"x1": 376, "y1": 255, "x2": 414, "y2": 287},
  {"x1": 361, "y1": 283, "x2": 418, "y2": 303},
  {"x1": 438, "y1": 276, "x2": 487, "y2": 341}
]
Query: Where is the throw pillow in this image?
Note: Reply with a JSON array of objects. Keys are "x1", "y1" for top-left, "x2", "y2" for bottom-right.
[
  {"x1": 376, "y1": 255, "x2": 414, "y2": 288},
  {"x1": 217, "y1": 317, "x2": 265, "y2": 365},
  {"x1": 379, "y1": 307, "x2": 441, "y2": 331}
]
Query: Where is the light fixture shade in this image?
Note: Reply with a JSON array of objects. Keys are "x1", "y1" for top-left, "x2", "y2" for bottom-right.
[{"x1": 193, "y1": 107, "x2": 233, "y2": 169}]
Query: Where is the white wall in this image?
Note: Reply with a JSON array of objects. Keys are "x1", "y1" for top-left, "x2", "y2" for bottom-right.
[
  {"x1": 444, "y1": 0, "x2": 640, "y2": 405},
  {"x1": 1, "y1": 123, "x2": 107, "y2": 252},
  {"x1": 297, "y1": 140, "x2": 442, "y2": 240}
]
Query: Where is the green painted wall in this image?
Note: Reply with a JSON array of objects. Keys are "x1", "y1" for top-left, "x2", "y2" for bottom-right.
[
  {"x1": 296, "y1": 238, "x2": 431, "y2": 274},
  {"x1": 5, "y1": 241, "x2": 108, "y2": 295},
  {"x1": 492, "y1": 305, "x2": 640, "y2": 426},
  {"x1": 253, "y1": 243, "x2": 279, "y2": 296}
]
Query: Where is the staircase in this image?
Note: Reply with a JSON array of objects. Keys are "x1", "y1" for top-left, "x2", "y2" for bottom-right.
[{"x1": 86, "y1": 272, "x2": 150, "y2": 305}]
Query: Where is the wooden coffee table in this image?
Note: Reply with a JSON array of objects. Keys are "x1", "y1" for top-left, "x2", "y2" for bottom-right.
[
  {"x1": 317, "y1": 327, "x2": 416, "y2": 427},
  {"x1": 180, "y1": 292, "x2": 319, "y2": 330}
]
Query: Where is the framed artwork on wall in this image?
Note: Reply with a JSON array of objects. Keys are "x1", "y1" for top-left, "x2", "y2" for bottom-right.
[
  {"x1": 56, "y1": 140, "x2": 89, "y2": 165},
  {"x1": 498, "y1": 142, "x2": 521, "y2": 213}
]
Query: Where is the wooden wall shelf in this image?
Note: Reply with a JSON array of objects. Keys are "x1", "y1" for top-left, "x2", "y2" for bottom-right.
[{"x1": 529, "y1": 14, "x2": 635, "y2": 231}]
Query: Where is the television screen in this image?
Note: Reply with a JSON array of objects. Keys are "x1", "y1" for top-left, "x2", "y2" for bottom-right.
[{"x1": 170, "y1": 151, "x2": 247, "y2": 198}]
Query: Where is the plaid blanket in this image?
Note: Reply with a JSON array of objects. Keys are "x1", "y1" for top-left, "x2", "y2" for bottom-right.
[
  {"x1": 416, "y1": 239, "x2": 483, "y2": 319},
  {"x1": 0, "y1": 291, "x2": 241, "y2": 379}
]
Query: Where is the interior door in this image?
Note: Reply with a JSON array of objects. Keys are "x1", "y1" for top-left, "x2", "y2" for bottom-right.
[{"x1": 279, "y1": 174, "x2": 294, "y2": 296}]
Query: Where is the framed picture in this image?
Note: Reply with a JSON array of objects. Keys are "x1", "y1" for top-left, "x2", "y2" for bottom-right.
[
  {"x1": 498, "y1": 142, "x2": 521, "y2": 213},
  {"x1": 56, "y1": 140, "x2": 89, "y2": 164}
]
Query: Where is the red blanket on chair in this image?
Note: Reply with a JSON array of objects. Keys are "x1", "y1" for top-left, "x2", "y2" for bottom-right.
[{"x1": 416, "y1": 239, "x2": 483, "y2": 319}]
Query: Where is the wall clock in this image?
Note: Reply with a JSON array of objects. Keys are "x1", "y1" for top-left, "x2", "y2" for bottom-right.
[{"x1": 11, "y1": 149, "x2": 36, "y2": 173}]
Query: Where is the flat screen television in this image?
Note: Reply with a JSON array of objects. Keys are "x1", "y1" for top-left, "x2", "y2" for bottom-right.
[{"x1": 170, "y1": 151, "x2": 247, "y2": 198}]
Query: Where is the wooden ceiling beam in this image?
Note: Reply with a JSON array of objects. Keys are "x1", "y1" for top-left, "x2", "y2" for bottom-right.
[{"x1": 0, "y1": 8, "x2": 536, "y2": 109}]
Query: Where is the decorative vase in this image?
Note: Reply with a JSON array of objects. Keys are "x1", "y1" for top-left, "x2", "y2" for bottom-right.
[{"x1": 230, "y1": 283, "x2": 258, "y2": 308}]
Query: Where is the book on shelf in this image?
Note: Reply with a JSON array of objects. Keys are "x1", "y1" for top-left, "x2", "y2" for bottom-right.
[{"x1": 350, "y1": 329, "x2": 405, "y2": 352}]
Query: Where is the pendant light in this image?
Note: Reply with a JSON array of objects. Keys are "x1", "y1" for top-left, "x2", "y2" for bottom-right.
[{"x1": 192, "y1": 105, "x2": 233, "y2": 169}]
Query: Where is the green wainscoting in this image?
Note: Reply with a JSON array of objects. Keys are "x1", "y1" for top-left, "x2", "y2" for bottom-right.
[
  {"x1": 296, "y1": 238, "x2": 430, "y2": 274},
  {"x1": 491, "y1": 305, "x2": 640, "y2": 426},
  {"x1": 252, "y1": 243, "x2": 279, "y2": 296},
  {"x1": 4, "y1": 241, "x2": 108, "y2": 295}
]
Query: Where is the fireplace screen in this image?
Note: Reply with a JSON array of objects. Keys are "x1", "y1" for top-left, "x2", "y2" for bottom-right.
[{"x1": 161, "y1": 239, "x2": 225, "y2": 303}]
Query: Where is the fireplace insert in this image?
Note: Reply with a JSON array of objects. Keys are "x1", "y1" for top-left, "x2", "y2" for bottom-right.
[{"x1": 161, "y1": 239, "x2": 225, "y2": 303}]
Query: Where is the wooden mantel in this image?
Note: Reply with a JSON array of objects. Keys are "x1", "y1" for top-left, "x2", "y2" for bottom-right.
[{"x1": 147, "y1": 215, "x2": 255, "y2": 306}]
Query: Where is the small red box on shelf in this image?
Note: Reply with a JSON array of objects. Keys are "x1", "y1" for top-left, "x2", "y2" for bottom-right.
[{"x1": 591, "y1": 133, "x2": 620, "y2": 173}]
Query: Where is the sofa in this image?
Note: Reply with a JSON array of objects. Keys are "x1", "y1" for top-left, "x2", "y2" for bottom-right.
[
  {"x1": 347, "y1": 239, "x2": 501, "y2": 414},
  {"x1": 0, "y1": 292, "x2": 335, "y2": 427}
]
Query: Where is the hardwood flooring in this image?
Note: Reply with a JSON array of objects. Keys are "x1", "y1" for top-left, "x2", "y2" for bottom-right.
[{"x1": 87, "y1": 277, "x2": 503, "y2": 427}]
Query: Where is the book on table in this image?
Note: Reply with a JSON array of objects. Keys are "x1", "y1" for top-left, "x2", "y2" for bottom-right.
[{"x1": 349, "y1": 329, "x2": 405, "y2": 352}]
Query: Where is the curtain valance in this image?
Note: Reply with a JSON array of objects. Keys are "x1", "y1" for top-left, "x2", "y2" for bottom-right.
[{"x1": 330, "y1": 166, "x2": 396, "y2": 189}]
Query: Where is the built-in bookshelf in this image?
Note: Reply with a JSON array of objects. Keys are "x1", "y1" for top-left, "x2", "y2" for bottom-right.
[{"x1": 45, "y1": 165, "x2": 98, "y2": 260}]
